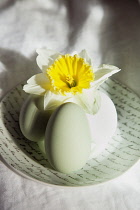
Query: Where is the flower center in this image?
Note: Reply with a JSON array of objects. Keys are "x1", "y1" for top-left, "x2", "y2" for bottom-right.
[
  {"x1": 65, "y1": 74, "x2": 76, "y2": 88},
  {"x1": 46, "y1": 54, "x2": 94, "y2": 95}
]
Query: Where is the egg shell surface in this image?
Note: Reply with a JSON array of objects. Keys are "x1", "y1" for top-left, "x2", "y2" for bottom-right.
[
  {"x1": 45, "y1": 102, "x2": 91, "y2": 174},
  {"x1": 38, "y1": 92, "x2": 117, "y2": 161},
  {"x1": 19, "y1": 95, "x2": 52, "y2": 142}
]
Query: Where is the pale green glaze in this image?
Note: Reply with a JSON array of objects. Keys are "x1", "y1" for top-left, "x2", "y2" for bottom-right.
[
  {"x1": 45, "y1": 102, "x2": 91, "y2": 174},
  {"x1": 19, "y1": 95, "x2": 52, "y2": 142}
]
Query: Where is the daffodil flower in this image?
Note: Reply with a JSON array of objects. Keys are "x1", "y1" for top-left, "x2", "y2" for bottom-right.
[{"x1": 23, "y1": 49, "x2": 120, "y2": 114}]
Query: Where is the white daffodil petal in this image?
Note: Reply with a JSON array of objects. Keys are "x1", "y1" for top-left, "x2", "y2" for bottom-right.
[
  {"x1": 44, "y1": 91, "x2": 72, "y2": 111},
  {"x1": 23, "y1": 84, "x2": 45, "y2": 95},
  {"x1": 78, "y1": 49, "x2": 92, "y2": 65},
  {"x1": 23, "y1": 73, "x2": 50, "y2": 95},
  {"x1": 92, "y1": 64, "x2": 121, "y2": 88},
  {"x1": 27, "y1": 73, "x2": 49, "y2": 85},
  {"x1": 36, "y1": 48, "x2": 60, "y2": 71},
  {"x1": 72, "y1": 89, "x2": 101, "y2": 115}
]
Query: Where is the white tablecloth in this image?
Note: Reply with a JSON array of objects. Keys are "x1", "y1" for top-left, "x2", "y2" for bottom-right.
[{"x1": 0, "y1": 0, "x2": 140, "y2": 209}]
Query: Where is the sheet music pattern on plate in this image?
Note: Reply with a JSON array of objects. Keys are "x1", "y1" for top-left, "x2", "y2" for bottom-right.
[{"x1": 0, "y1": 79, "x2": 140, "y2": 187}]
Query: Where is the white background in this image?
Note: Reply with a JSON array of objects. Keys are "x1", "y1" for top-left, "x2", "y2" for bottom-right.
[{"x1": 0, "y1": 0, "x2": 140, "y2": 209}]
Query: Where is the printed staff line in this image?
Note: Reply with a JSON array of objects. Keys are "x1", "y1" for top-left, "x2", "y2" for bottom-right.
[
  {"x1": 87, "y1": 164, "x2": 109, "y2": 175},
  {"x1": 67, "y1": 175, "x2": 82, "y2": 182},
  {"x1": 10, "y1": 163, "x2": 34, "y2": 177},
  {"x1": 0, "y1": 148, "x2": 43, "y2": 177},
  {"x1": 101, "y1": 93, "x2": 140, "y2": 116},
  {"x1": 1, "y1": 113, "x2": 21, "y2": 136},
  {"x1": 18, "y1": 142, "x2": 37, "y2": 150},
  {"x1": 105, "y1": 148, "x2": 136, "y2": 162},
  {"x1": 113, "y1": 97, "x2": 139, "y2": 105},
  {"x1": 28, "y1": 168, "x2": 51, "y2": 178},
  {"x1": 102, "y1": 80, "x2": 140, "y2": 102},
  {"x1": 125, "y1": 117, "x2": 140, "y2": 125},
  {"x1": 108, "y1": 143, "x2": 140, "y2": 158},
  {"x1": 114, "y1": 95, "x2": 139, "y2": 107},
  {"x1": 2, "y1": 103, "x2": 19, "y2": 122},
  {"x1": 82, "y1": 170, "x2": 108, "y2": 180},
  {"x1": 117, "y1": 109, "x2": 140, "y2": 121},
  {"x1": 4, "y1": 123, "x2": 23, "y2": 139},
  {"x1": 49, "y1": 171, "x2": 78, "y2": 184},
  {"x1": 18, "y1": 143, "x2": 48, "y2": 162},
  {"x1": 10, "y1": 153, "x2": 25, "y2": 165},
  {"x1": 117, "y1": 126, "x2": 140, "y2": 140},
  {"x1": 107, "y1": 157, "x2": 131, "y2": 168},
  {"x1": 113, "y1": 96, "x2": 140, "y2": 109},
  {"x1": 117, "y1": 117, "x2": 140, "y2": 128},
  {"x1": 98, "y1": 153, "x2": 131, "y2": 168},
  {"x1": 86, "y1": 162, "x2": 110, "y2": 175},
  {"x1": 1, "y1": 112, "x2": 12, "y2": 123},
  {"x1": 114, "y1": 134, "x2": 140, "y2": 147},
  {"x1": 24, "y1": 162, "x2": 74, "y2": 185},
  {"x1": 19, "y1": 142, "x2": 44, "y2": 156},
  {"x1": 46, "y1": 169, "x2": 76, "y2": 185},
  {"x1": 1, "y1": 149, "x2": 32, "y2": 169},
  {"x1": 6, "y1": 96, "x2": 20, "y2": 109},
  {"x1": 117, "y1": 110, "x2": 140, "y2": 121},
  {"x1": 22, "y1": 170, "x2": 51, "y2": 182},
  {"x1": 115, "y1": 103, "x2": 140, "y2": 115},
  {"x1": 111, "y1": 137, "x2": 125, "y2": 145},
  {"x1": 7, "y1": 101, "x2": 20, "y2": 118},
  {"x1": 92, "y1": 158, "x2": 123, "y2": 172},
  {"x1": 15, "y1": 86, "x2": 23, "y2": 96},
  {"x1": 116, "y1": 105, "x2": 140, "y2": 115},
  {"x1": 97, "y1": 163, "x2": 122, "y2": 172},
  {"x1": 90, "y1": 166, "x2": 110, "y2": 175},
  {"x1": 5, "y1": 95, "x2": 21, "y2": 107},
  {"x1": 15, "y1": 89, "x2": 27, "y2": 101},
  {"x1": 100, "y1": 84, "x2": 129, "y2": 98},
  {"x1": 119, "y1": 121, "x2": 140, "y2": 132},
  {"x1": 127, "y1": 145, "x2": 140, "y2": 151},
  {"x1": 109, "y1": 93, "x2": 140, "y2": 106},
  {"x1": 112, "y1": 136, "x2": 137, "y2": 147}
]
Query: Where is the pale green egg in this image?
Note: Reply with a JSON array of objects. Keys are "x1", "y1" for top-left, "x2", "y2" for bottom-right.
[
  {"x1": 19, "y1": 95, "x2": 52, "y2": 142},
  {"x1": 45, "y1": 102, "x2": 91, "y2": 174},
  {"x1": 37, "y1": 139, "x2": 46, "y2": 157}
]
